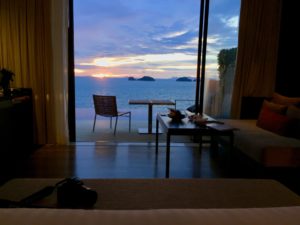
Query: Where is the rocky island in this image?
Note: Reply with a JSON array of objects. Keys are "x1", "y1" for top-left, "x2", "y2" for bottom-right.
[
  {"x1": 139, "y1": 76, "x2": 155, "y2": 81},
  {"x1": 176, "y1": 77, "x2": 192, "y2": 82},
  {"x1": 128, "y1": 76, "x2": 155, "y2": 81}
]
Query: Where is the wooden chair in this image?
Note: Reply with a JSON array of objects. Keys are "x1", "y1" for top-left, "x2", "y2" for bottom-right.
[{"x1": 92, "y1": 95, "x2": 131, "y2": 135}]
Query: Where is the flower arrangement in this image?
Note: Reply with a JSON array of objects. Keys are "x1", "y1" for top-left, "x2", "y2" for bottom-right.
[{"x1": 0, "y1": 68, "x2": 15, "y2": 97}]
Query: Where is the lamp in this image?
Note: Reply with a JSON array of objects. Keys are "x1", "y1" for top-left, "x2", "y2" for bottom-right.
[{"x1": 0, "y1": 68, "x2": 15, "y2": 98}]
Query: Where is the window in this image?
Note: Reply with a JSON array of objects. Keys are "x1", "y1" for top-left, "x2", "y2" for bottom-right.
[{"x1": 203, "y1": 0, "x2": 241, "y2": 118}]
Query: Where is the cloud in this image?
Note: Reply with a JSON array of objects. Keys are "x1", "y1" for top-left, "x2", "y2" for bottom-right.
[
  {"x1": 79, "y1": 53, "x2": 196, "y2": 67},
  {"x1": 74, "y1": 0, "x2": 240, "y2": 79},
  {"x1": 75, "y1": 52, "x2": 198, "y2": 78},
  {"x1": 207, "y1": 34, "x2": 222, "y2": 44},
  {"x1": 74, "y1": 0, "x2": 200, "y2": 59},
  {"x1": 153, "y1": 29, "x2": 189, "y2": 41},
  {"x1": 221, "y1": 15, "x2": 239, "y2": 28}
]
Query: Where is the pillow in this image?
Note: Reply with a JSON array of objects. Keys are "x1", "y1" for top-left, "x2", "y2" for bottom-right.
[
  {"x1": 271, "y1": 92, "x2": 300, "y2": 106},
  {"x1": 262, "y1": 100, "x2": 287, "y2": 114},
  {"x1": 286, "y1": 105, "x2": 300, "y2": 139},
  {"x1": 256, "y1": 106, "x2": 293, "y2": 136}
]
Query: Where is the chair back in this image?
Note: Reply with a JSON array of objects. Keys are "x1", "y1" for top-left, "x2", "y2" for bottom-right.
[{"x1": 93, "y1": 95, "x2": 118, "y2": 117}]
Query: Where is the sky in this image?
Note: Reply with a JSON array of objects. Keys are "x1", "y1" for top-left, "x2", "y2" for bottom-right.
[{"x1": 74, "y1": 0, "x2": 240, "y2": 79}]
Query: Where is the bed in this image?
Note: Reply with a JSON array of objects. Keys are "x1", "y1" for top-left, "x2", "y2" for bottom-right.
[{"x1": 1, "y1": 178, "x2": 300, "y2": 224}]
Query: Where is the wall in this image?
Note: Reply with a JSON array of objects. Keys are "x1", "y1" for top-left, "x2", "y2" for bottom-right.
[{"x1": 276, "y1": 1, "x2": 300, "y2": 97}]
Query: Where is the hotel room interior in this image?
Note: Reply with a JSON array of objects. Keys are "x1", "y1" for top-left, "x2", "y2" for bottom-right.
[{"x1": 1, "y1": 0, "x2": 300, "y2": 224}]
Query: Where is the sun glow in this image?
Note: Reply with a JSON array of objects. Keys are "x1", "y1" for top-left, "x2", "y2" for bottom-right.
[
  {"x1": 91, "y1": 74, "x2": 110, "y2": 79},
  {"x1": 74, "y1": 68, "x2": 85, "y2": 73},
  {"x1": 91, "y1": 73, "x2": 127, "y2": 78}
]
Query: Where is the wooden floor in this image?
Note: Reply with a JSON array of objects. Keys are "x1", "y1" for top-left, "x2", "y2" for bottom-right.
[
  {"x1": 1, "y1": 142, "x2": 300, "y2": 195},
  {"x1": 2, "y1": 142, "x2": 254, "y2": 179}
]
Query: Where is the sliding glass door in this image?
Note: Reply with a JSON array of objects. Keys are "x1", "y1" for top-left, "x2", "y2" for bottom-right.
[
  {"x1": 70, "y1": 0, "x2": 241, "y2": 141},
  {"x1": 73, "y1": 0, "x2": 200, "y2": 141}
]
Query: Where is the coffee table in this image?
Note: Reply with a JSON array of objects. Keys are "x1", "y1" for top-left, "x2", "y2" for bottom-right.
[{"x1": 156, "y1": 113, "x2": 235, "y2": 178}]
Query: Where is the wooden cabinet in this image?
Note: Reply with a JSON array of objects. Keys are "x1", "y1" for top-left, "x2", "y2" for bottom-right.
[{"x1": 0, "y1": 88, "x2": 34, "y2": 156}]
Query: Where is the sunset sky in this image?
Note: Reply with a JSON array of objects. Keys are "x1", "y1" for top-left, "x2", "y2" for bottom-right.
[{"x1": 74, "y1": 0, "x2": 240, "y2": 79}]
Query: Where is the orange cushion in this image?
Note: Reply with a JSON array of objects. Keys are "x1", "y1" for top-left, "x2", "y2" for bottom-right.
[
  {"x1": 272, "y1": 92, "x2": 300, "y2": 106},
  {"x1": 262, "y1": 100, "x2": 287, "y2": 114}
]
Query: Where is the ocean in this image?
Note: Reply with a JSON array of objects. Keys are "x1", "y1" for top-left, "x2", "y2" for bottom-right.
[{"x1": 75, "y1": 77, "x2": 196, "y2": 120}]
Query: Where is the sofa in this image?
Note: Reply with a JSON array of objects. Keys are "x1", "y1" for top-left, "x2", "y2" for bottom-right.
[{"x1": 220, "y1": 93, "x2": 300, "y2": 167}]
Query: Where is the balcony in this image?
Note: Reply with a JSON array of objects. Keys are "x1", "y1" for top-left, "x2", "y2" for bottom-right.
[{"x1": 76, "y1": 106, "x2": 195, "y2": 145}]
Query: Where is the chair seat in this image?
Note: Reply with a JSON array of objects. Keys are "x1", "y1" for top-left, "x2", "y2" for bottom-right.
[{"x1": 93, "y1": 95, "x2": 131, "y2": 135}]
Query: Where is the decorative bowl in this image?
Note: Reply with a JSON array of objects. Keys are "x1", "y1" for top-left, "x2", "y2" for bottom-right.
[
  {"x1": 167, "y1": 108, "x2": 185, "y2": 121},
  {"x1": 168, "y1": 113, "x2": 185, "y2": 120}
]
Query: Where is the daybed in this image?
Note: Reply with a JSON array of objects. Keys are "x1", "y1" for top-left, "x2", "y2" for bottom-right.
[{"x1": 220, "y1": 93, "x2": 300, "y2": 167}]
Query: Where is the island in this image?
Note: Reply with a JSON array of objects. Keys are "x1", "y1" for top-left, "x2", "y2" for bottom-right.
[
  {"x1": 138, "y1": 76, "x2": 155, "y2": 81},
  {"x1": 128, "y1": 76, "x2": 155, "y2": 81},
  {"x1": 176, "y1": 77, "x2": 192, "y2": 82}
]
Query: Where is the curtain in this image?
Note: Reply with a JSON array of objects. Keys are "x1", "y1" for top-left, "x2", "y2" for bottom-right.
[
  {"x1": 0, "y1": 0, "x2": 69, "y2": 144},
  {"x1": 230, "y1": 0, "x2": 282, "y2": 118},
  {"x1": 50, "y1": 0, "x2": 70, "y2": 144}
]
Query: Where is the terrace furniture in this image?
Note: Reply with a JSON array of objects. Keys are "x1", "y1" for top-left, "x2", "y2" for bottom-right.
[
  {"x1": 129, "y1": 99, "x2": 175, "y2": 134},
  {"x1": 93, "y1": 95, "x2": 131, "y2": 135}
]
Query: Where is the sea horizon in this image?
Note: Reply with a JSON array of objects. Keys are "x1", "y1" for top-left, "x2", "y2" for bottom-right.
[{"x1": 75, "y1": 76, "x2": 197, "y2": 121}]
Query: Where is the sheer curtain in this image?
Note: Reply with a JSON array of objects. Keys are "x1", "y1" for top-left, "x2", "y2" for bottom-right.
[
  {"x1": 50, "y1": 0, "x2": 70, "y2": 144},
  {"x1": 0, "y1": 0, "x2": 69, "y2": 144},
  {"x1": 230, "y1": 0, "x2": 282, "y2": 118}
]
